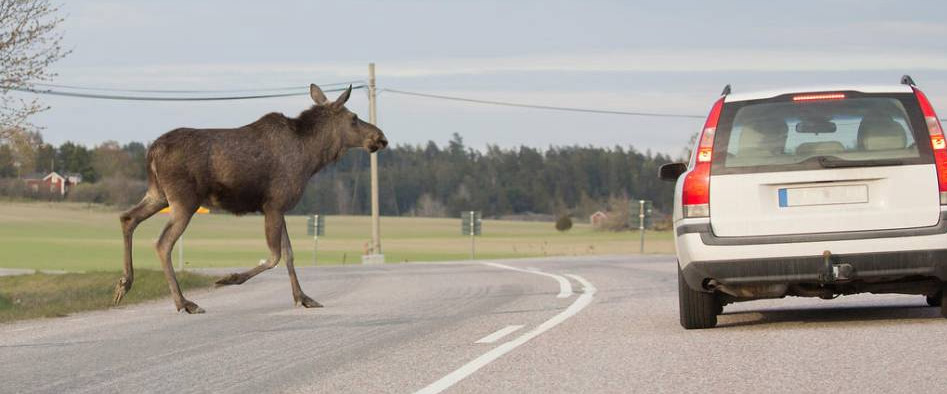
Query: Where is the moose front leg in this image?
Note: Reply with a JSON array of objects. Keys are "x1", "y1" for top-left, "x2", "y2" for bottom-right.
[
  {"x1": 282, "y1": 221, "x2": 322, "y2": 308},
  {"x1": 215, "y1": 212, "x2": 284, "y2": 286}
]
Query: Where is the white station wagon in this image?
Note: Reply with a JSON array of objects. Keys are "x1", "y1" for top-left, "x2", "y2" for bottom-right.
[{"x1": 661, "y1": 76, "x2": 947, "y2": 329}]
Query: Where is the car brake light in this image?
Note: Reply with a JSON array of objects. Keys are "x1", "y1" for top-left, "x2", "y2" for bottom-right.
[
  {"x1": 792, "y1": 93, "x2": 846, "y2": 101},
  {"x1": 913, "y1": 87, "x2": 947, "y2": 204},
  {"x1": 682, "y1": 97, "x2": 724, "y2": 218}
]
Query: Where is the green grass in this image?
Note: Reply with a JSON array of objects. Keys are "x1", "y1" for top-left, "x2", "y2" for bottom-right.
[
  {"x1": 0, "y1": 270, "x2": 215, "y2": 322},
  {"x1": 0, "y1": 202, "x2": 673, "y2": 272}
]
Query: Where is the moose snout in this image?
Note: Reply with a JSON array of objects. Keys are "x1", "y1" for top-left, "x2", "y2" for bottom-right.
[{"x1": 367, "y1": 132, "x2": 388, "y2": 152}]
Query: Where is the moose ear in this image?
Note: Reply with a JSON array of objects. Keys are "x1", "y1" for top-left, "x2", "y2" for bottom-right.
[
  {"x1": 310, "y1": 84, "x2": 328, "y2": 105},
  {"x1": 332, "y1": 85, "x2": 352, "y2": 107}
]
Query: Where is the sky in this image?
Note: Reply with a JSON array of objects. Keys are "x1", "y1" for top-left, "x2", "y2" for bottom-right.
[{"x1": 16, "y1": 0, "x2": 947, "y2": 156}]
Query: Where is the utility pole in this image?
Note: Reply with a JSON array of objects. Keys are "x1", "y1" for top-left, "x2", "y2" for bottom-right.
[{"x1": 368, "y1": 62, "x2": 383, "y2": 261}]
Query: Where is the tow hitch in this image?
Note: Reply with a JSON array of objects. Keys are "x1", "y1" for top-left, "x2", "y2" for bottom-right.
[{"x1": 821, "y1": 250, "x2": 854, "y2": 282}]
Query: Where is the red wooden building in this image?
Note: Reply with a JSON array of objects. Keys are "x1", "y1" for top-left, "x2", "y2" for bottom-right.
[{"x1": 23, "y1": 171, "x2": 82, "y2": 196}]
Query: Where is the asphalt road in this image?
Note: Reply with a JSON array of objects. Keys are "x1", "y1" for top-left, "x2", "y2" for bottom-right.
[{"x1": 3, "y1": 255, "x2": 947, "y2": 393}]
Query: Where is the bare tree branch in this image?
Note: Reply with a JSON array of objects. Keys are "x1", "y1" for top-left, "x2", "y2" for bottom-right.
[{"x1": 0, "y1": 0, "x2": 69, "y2": 144}]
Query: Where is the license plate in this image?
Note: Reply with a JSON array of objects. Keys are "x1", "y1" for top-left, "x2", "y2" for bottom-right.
[{"x1": 778, "y1": 184, "x2": 868, "y2": 207}]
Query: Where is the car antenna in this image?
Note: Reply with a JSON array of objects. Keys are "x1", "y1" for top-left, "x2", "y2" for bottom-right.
[
  {"x1": 720, "y1": 84, "x2": 732, "y2": 96},
  {"x1": 901, "y1": 75, "x2": 916, "y2": 86}
]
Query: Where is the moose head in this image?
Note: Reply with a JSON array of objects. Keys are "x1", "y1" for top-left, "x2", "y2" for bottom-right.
[{"x1": 309, "y1": 84, "x2": 388, "y2": 153}]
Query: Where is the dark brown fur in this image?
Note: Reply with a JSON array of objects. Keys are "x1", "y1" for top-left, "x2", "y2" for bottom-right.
[{"x1": 114, "y1": 84, "x2": 387, "y2": 313}]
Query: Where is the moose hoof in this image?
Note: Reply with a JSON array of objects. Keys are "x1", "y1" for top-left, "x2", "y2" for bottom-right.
[
  {"x1": 112, "y1": 276, "x2": 133, "y2": 305},
  {"x1": 295, "y1": 294, "x2": 323, "y2": 308},
  {"x1": 179, "y1": 300, "x2": 205, "y2": 314},
  {"x1": 215, "y1": 273, "x2": 247, "y2": 286}
]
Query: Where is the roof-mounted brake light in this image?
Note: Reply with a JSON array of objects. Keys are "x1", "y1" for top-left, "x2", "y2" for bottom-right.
[{"x1": 792, "y1": 93, "x2": 846, "y2": 102}]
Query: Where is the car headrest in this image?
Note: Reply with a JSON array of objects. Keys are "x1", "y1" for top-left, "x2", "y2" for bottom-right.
[
  {"x1": 858, "y1": 117, "x2": 907, "y2": 151},
  {"x1": 738, "y1": 119, "x2": 788, "y2": 156}
]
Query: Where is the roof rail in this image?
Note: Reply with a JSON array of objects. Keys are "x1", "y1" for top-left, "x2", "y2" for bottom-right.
[
  {"x1": 720, "y1": 84, "x2": 731, "y2": 96},
  {"x1": 901, "y1": 75, "x2": 916, "y2": 86}
]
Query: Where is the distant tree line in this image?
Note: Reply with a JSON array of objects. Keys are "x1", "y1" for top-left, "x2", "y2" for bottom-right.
[
  {"x1": 0, "y1": 132, "x2": 678, "y2": 219},
  {"x1": 293, "y1": 133, "x2": 677, "y2": 218}
]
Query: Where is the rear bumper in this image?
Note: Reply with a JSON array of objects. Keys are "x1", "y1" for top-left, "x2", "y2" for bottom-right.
[
  {"x1": 677, "y1": 211, "x2": 947, "y2": 246},
  {"x1": 682, "y1": 249, "x2": 947, "y2": 292}
]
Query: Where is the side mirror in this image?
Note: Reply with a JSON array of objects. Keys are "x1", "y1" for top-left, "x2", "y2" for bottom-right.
[{"x1": 659, "y1": 162, "x2": 687, "y2": 181}]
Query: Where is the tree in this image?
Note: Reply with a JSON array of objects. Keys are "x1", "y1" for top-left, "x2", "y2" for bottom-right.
[
  {"x1": 56, "y1": 141, "x2": 96, "y2": 181},
  {"x1": 0, "y1": 0, "x2": 69, "y2": 145},
  {"x1": 92, "y1": 140, "x2": 136, "y2": 179},
  {"x1": 0, "y1": 143, "x2": 15, "y2": 177},
  {"x1": 122, "y1": 142, "x2": 148, "y2": 180}
]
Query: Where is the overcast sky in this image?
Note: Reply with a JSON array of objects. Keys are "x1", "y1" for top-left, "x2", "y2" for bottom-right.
[{"x1": 17, "y1": 0, "x2": 947, "y2": 156}]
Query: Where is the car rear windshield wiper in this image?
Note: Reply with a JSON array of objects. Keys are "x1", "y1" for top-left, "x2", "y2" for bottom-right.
[{"x1": 815, "y1": 156, "x2": 904, "y2": 168}]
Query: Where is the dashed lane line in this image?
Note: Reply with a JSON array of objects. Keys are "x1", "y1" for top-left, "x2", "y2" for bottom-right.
[{"x1": 474, "y1": 325, "x2": 524, "y2": 344}]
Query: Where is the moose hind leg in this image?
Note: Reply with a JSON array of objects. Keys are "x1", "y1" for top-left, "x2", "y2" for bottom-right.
[
  {"x1": 115, "y1": 194, "x2": 168, "y2": 305},
  {"x1": 215, "y1": 210, "x2": 284, "y2": 286},
  {"x1": 282, "y1": 221, "x2": 321, "y2": 308},
  {"x1": 155, "y1": 202, "x2": 203, "y2": 313}
]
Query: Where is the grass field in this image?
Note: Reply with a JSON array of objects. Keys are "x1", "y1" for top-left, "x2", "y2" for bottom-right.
[
  {"x1": 0, "y1": 202, "x2": 673, "y2": 272},
  {"x1": 0, "y1": 270, "x2": 215, "y2": 322}
]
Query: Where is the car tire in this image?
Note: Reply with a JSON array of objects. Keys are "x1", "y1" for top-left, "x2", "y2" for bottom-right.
[
  {"x1": 927, "y1": 291, "x2": 942, "y2": 307},
  {"x1": 940, "y1": 289, "x2": 947, "y2": 319},
  {"x1": 678, "y1": 264, "x2": 718, "y2": 329}
]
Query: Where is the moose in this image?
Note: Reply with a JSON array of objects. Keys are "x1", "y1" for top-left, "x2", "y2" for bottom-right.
[{"x1": 114, "y1": 84, "x2": 387, "y2": 313}]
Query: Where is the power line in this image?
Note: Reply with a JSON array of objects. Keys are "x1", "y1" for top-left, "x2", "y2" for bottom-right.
[
  {"x1": 383, "y1": 88, "x2": 947, "y2": 123},
  {"x1": 8, "y1": 84, "x2": 365, "y2": 101},
  {"x1": 12, "y1": 81, "x2": 946, "y2": 123},
  {"x1": 29, "y1": 80, "x2": 363, "y2": 94},
  {"x1": 381, "y1": 88, "x2": 706, "y2": 119}
]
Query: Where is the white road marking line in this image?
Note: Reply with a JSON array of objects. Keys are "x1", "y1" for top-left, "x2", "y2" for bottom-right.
[
  {"x1": 474, "y1": 325, "x2": 524, "y2": 344},
  {"x1": 564, "y1": 273, "x2": 594, "y2": 293},
  {"x1": 482, "y1": 262, "x2": 573, "y2": 298},
  {"x1": 415, "y1": 270, "x2": 596, "y2": 394}
]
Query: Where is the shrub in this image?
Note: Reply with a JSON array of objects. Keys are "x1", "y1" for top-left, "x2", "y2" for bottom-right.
[
  {"x1": 555, "y1": 214, "x2": 573, "y2": 232},
  {"x1": 67, "y1": 176, "x2": 146, "y2": 207}
]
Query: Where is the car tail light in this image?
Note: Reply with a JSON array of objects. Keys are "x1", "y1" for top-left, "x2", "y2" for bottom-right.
[
  {"x1": 913, "y1": 87, "x2": 947, "y2": 205},
  {"x1": 682, "y1": 97, "x2": 724, "y2": 218}
]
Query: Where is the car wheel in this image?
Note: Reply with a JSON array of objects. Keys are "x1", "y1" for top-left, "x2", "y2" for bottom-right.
[
  {"x1": 678, "y1": 265, "x2": 719, "y2": 329},
  {"x1": 926, "y1": 291, "x2": 942, "y2": 307}
]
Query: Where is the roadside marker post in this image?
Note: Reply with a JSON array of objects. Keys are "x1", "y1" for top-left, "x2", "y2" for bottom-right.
[
  {"x1": 629, "y1": 200, "x2": 653, "y2": 254},
  {"x1": 307, "y1": 214, "x2": 325, "y2": 265},
  {"x1": 159, "y1": 206, "x2": 210, "y2": 270},
  {"x1": 461, "y1": 211, "x2": 482, "y2": 259}
]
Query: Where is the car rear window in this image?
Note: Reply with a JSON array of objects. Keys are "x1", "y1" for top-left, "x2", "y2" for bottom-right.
[{"x1": 711, "y1": 92, "x2": 932, "y2": 175}]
